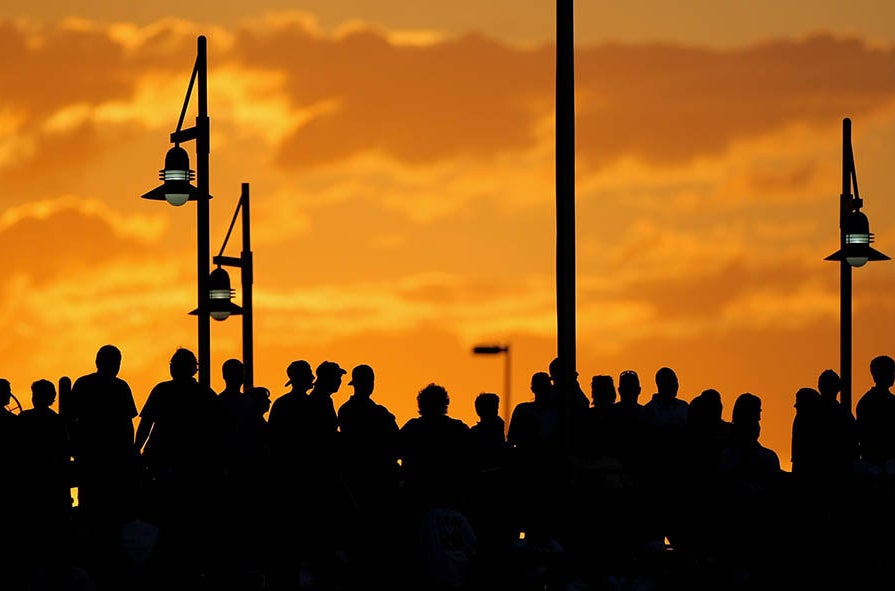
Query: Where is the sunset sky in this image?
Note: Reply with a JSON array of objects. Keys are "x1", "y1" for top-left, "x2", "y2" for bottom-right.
[{"x1": 3, "y1": 1, "x2": 895, "y2": 467}]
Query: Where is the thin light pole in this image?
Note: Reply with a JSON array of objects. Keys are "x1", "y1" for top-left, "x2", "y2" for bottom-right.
[
  {"x1": 840, "y1": 118, "x2": 853, "y2": 411},
  {"x1": 195, "y1": 35, "x2": 211, "y2": 388},
  {"x1": 556, "y1": 0, "x2": 576, "y2": 453},
  {"x1": 212, "y1": 183, "x2": 254, "y2": 389},
  {"x1": 240, "y1": 183, "x2": 254, "y2": 389},
  {"x1": 556, "y1": 0, "x2": 576, "y2": 383}
]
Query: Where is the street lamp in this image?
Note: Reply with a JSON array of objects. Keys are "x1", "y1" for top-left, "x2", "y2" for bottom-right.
[
  {"x1": 190, "y1": 183, "x2": 255, "y2": 388},
  {"x1": 825, "y1": 117, "x2": 890, "y2": 412},
  {"x1": 140, "y1": 35, "x2": 212, "y2": 387},
  {"x1": 472, "y1": 344, "x2": 511, "y2": 429}
]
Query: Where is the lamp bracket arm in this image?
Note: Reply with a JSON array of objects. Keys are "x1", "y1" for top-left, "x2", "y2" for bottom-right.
[
  {"x1": 216, "y1": 193, "x2": 244, "y2": 258},
  {"x1": 212, "y1": 255, "x2": 242, "y2": 268},
  {"x1": 170, "y1": 127, "x2": 199, "y2": 144},
  {"x1": 174, "y1": 58, "x2": 200, "y2": 135}
]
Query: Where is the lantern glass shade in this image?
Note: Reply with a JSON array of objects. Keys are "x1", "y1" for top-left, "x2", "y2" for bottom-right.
[
  {"x1": 825, "y1": 209, "x2": 891, "y2": 267},
  {"x1": 140, "y1": 145, "x2": 212, "y2": 205}
]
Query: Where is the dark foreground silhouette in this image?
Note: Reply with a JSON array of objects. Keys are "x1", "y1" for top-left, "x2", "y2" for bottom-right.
[{"x1": 4, "y1": 349, "x2": 895, "y2": 591}]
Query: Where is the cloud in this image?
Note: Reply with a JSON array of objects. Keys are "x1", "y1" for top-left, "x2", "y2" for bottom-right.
[{"x1": 0, "y1": 197, "x2": 163, "y2": 284}]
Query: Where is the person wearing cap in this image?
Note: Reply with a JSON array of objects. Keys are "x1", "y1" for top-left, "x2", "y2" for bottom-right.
[
  {"x1": 297, "y1": 360, "x2": 348, "y2": 590},
  {"x1": 337, "y1": 365, "x2": 399, "y2": 491},
  {"x1": 267, "y1": 359, "x2": 316, "y2": 589},
  {"x1": 336, "y1": 364, "x2": 401, "y2": 585},
  {"x1": 268, "y1": 360, "x2": 314, "y2": 449}
]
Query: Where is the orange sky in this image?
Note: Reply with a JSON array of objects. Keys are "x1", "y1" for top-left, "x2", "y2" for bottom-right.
[{"x1": 2, "y1": 3, "x2": 895, "y2": 469}]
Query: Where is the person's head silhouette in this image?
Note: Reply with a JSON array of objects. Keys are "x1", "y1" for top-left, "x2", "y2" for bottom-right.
[
  {"x1": 314, "y1": 361, "x2": 346, "y2": 395},
  {"x1": 348, "y1": 364, "x2": 375, "y2": 398},
  {"x1": 169, "y1": 348, "x2": 198, "y2": 381},
  {"x1": 222, "y1": 358, "x2": 245, "y2": 390},
  {"x1": 693, "y1": 388, "x2": 723, "y2": 422},
  {"x1": 530, "y1": 371, "x2": 554, "y2": 403},
  {"x1": 817, "y1": 369, "x2": 841, "y2": 400},
  {"x1": 417, "y1": 383, "x2": 449, "y2": 417},
  {"x1": 732, "y1": 392, "x2": 762, "y2": 442},
  {"x1": 96, "y1": 344, "x2": 122, "y2": 377},
  {"x1": 246, "y1": 386, "x2": 271, "y2": 417},
  {"x1": 655, "y1": 367, "x2": 679, "y2": 400},
  {"x1": 591, "y1": 374, "x2": 617, "y2": 407},
  {"x1": 618, "y1": 370, "x2": 641, "y2": 404},
  {"x1": 870, "y1": 355, "x2": 895, "y2": 390},
  {"x1": 285, "y1": 360, "x2": 314, "y2": 391},
  {"x1": 474, "y1": 392, "x2": 500, "y2": 420},
  {"x1": 31, "y1": 379, "x2": 56, "y2": 409}
]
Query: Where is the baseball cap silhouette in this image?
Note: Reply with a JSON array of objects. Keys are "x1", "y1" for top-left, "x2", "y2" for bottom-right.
[
  {"x1": 316, "y1": 360, "x2": 346, "y2": 379},
  {"x1": 348, "y1": 364, "x2": 374, "y2": 386},
  {"x1": 285, "y1": 360, "x2": 313, "y2": 387}
]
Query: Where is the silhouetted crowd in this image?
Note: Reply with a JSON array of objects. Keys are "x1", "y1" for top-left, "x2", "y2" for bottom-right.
[{"x1": 4, "y1": 345, "x2": 895, "y2": 590}]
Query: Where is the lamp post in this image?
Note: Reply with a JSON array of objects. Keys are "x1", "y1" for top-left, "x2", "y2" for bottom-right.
[
  {"x1": 472, "y1": 344, "x2": 511, "y2": 429},
  {"x1": 205, "y1": 182, "x2": 254, "y2": 389},
  {"x1": 140, "y1": 35, "x2": 212, "y2": 387},
  {"x1": 825, "y1": 117, "x2": 890, "y2": 412},
  {"x1": 556, "y1": 0, "x2": 577, "y2": 453}
]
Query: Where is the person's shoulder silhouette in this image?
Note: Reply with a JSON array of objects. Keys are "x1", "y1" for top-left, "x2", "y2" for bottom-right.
[{"x1": 68, "y1": 344, "x2": 139, "y2": 453}]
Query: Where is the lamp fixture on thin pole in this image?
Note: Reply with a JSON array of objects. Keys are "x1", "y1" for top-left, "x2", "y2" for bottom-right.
[
  {"x1": 824, "y1": 117, "x2": 890, "y2": 412},
  {"x1": 140, "y1": 35, "x2": 212, "y2": 387}
]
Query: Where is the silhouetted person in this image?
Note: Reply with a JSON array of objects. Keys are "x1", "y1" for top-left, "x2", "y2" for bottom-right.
[
  {"x1": 717, "y1": 392, "x2": 785, "y2": 589},
  {"x1": 568, "y1": 373, "x2": 646, "y2": 586},
  {"x1": 685, "y1": 388, "x2": 732, "y2": 478},
  {"x1": 548, "y1": 357, "x2": 589, "y2": 410},
  {"x1": 135, "y1": 347, "x2": 219, "y2": 585},
  {"x1": 267, "y1": 359, "x2": 315, "y2": 591},
  {"x1": 467, "y1": 392, "x2": 513, "y2": 568},
  {"x1": 399, "y1": 382, "x2": 473, "y2": 514},
  {"x1": 506, "y1": 372, "x2": 565, "y2": 545},
  {"x1": 469, "y1": 392, "x2": 507, "y2": 471},
  {"x1": 213, "y1": 358, "x2": 263, "y2": 589},
  {"x1": 338, "y1": 363, "x2": 400, "y2": 500},
  {"x1": 855, "y1": 355, "x2": 895, "y2": 474},
  {"x1": 217, "y1": 358, "x2": 250, "y2": 422},
  {"x1": 233, "y1": 386, "x2": 274, "y2": 590},
  {"x1": 295, "y1": 360, "x2": 350, "y2": 590},
  {"x1": 639, "y1": 366, "x2": 689, "y2": 547},
  {"x1": 67, "y1": 344, "x2": 140, "y2": 588},
  {"x1": 547, "y1": 357, "x2": 589, "y2": 454},
  {"x1": 720, "y1": 393, "x2": 781, "y2": 476},
  {"x1": 67, "y1": 345, "x2": 140, "y2": 521},
  {"x1": 791, "y1": 386, "x2": 824, "y2": 477},
  {"x1": 0, "y1": 378, "x2": 24, "y2": 587},
  {"x1": 580, "y1": 374, "x2": 619, "y2": 460},
  {"x1": 816, "y1": 368, "x2": 859, "y2": 473},
  {"x1": 508, "y1": 372, "x2": 562, "y2": 458},
  {"x1": 673, "y1": 388, "x2": 732, "y2": 563},
  {"x1": 19, "y1": 379, "x2": 73, "y2": 587},
  {"x1": 789, "y1": 381, "x2": 861, "y2": 589},
  {"x1": 268, "y1": 359, "x2": 314, "y2": 462},
  {"x1": 337, "y1": 364, "x2": 401, "y2": 590},
  {"x1": 216, "y1": 357, "x2": 252, "y2": 481},
  {"x1": 614, "y1": 370, "x2": 646, "y2": 479},
  {"x1": 398, "y1": 383, "x2": 475, "y2": 590}
]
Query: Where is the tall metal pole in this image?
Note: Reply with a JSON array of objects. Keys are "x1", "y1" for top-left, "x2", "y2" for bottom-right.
[
  {"x1": 241, "y1": 182, "x2": 254, "y2": 389},
  {"x1": 196, "y1": 35, "x2": 211, "y2": 388},
  {"x1": 556, "y1": 0, "x2": 576, "y2": 378},
  {"x1": 556, "y1": 0, "x2": 577, "y2": 447},
  {"x1": 840, "y1": 118, "x2": 853, "y2": 412}
]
